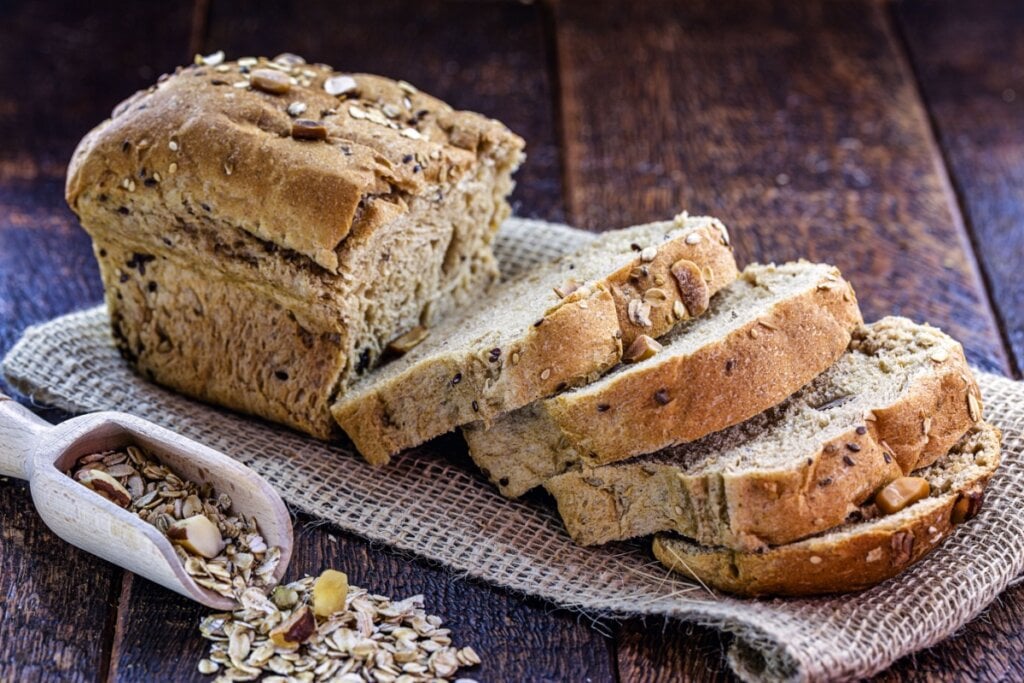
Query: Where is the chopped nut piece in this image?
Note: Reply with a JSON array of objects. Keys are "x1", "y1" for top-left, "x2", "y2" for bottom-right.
[
  {"x1": 627, "y1": 299, "x2": 653, "y2": 327},
  {"x1": 167, "y1": 515, "x2": 225, "y2": 559},
  {"x1": 312, "y1": 569, "x2": 349, "y2": 617},
  {"x1": 967, "y1": 392, "x2": 982, "y2": 422},
  {"x1": 875, "y1": 477, "x2": 930, "y2": 515},
  {"x1": 76, "y1": 469, "x2": 132, "y2": 508},
  {"x1": 270, "y1": 605, "x2": 316, "y2": 647},
  {"x1": 951, "y1": 490, "x2": 985, "y2": 524},
  {"x1": 930, "y1": 349, "x2": 949, "y2": 363},
  {"x1": 291, "y1": 119, "x2": 328, "y2": 141},
  {"x1": 196, "y1": 50, "x2": 225, "y2": 66},
  {"x1": 286, "y1": 101, "x2": 307, "y2": 117},
  {"x1": 553, "y1": 278, "x2": 582, "y2": 299},
  {"x1": 623, "y1": 335, "x2": 663, "y2": 363},
  {"x1": 273, "y1": 52, "x2": 306, "y2": 66},
  {"x1": 669, "y1": 258, "x2": 710, "y2": 318},
  {"x1": 324, "y1": 74, "x2": 358, "y2": 96},
  {"x1": 890, "y1": 530, "x2": 915, "y2": 566},
  {"x1": 250, "y1": 69, "x2": 291, "y2": 95},
  {"x1": 387, "y1": 326, "x2": 429, "y2": 355},
  {"x1": 642, "y1": 287, "x2": 668, "y2": 304},
  {"x1": 197, "y1": 658, "x2": 219, "y2": 674},
  {"x1": 672, "y1": 300, "x2": 687, "y2": 319}
]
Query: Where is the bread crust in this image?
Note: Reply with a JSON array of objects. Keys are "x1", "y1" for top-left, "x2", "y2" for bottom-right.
[
  {"x1": 67, "y1": 57, "x2": 524, "y2": 272},
  {"x1": 467, "y1": 263, "x2": 863, "y2": 497},
  {"x1": 652, "y1": 422, "x2": 1001, "y2": 596},
  {"x1": 65, "y1": 54, "x2": 524, "y2": 437},
  {"x1": 332, "y1": 218, "x2": 739, "y2": 466},
  {"x1": 333, "y1": 286, "x2": 623, "y2": 465},
  {"x1": 545, "y1": 318, "x2": 983, "y2": 550}
]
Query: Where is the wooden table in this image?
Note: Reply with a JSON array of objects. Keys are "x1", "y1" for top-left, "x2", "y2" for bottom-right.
[{"x1": 2, "y1": 0, "x2": 1023, "y2": 680}]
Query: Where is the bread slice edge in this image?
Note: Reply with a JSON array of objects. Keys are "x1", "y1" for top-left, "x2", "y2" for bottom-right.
[{"x1": 652, "y1": 421, "x2": 1001, "y2": 596}]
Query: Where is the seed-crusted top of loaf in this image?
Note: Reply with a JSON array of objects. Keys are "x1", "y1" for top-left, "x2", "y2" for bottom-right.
[{"x1": 65, "y1": 52, "x2": 525, "y2": 272}]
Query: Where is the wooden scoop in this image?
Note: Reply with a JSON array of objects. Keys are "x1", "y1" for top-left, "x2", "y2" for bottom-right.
[{"x1": 0, "y1": 392, "x2": 293, "y2": 609}]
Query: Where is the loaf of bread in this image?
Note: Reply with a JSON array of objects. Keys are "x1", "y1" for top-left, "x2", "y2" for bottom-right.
[
  {"x1": 332, "y1": 214, "x2": 738, "y2": 465},
  {"x1": 544, "y1": 317, "x2": 983, "y2": 550},
  {"x1": 653, "y1": 422, "x2": 1000, "y2": 596},
  {"x1": 465, "y1": 261, "x2": 863, "y2": 497},
  {"x1": 65, "y1": 53, "x2": 525, "y2": 438}
]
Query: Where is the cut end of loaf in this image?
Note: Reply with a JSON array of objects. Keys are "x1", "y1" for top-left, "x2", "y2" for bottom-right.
[
  {"x1": 472, "y1": 260, "x2": 861, "y2": 497},
  {"x1": 334, "y1": 214, "x2": 739, "y2": 465},
  {"x1": 545, "y1": 316, "x2": 981, "y2": 550},
  {"x1": 653, "y1": 421, "x2": 1001, "y2": 596}
]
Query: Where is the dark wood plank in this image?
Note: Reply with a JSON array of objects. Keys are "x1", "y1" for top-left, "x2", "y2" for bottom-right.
[
  {"x1": 550, "y1": 0, "x2": 1014, "y2": 678},
  {"x1": 108, "y1": 2, "x2": 614, "y2": 681},
  {"x1": 0, "y1": 479, "x2": 121, "y2": 682},
  {"x1": 895, "y1": 0, "x2": 1024, "y2": 377},
  {"x1": 616, "y1": 621, "x2": 731, "y2": 683},
  {"x1": 110, "y1": 513, "x2": 617, "y2": 682},
  {"x1": 870, "y1": 581, "x2": 1024, "y2": 682},
  {"x1": 0, "y1": 1, "x2": 194, "y2": 680},
  {"x1": 552, "y1": 0, "x2": 1009, "y2": 375}
]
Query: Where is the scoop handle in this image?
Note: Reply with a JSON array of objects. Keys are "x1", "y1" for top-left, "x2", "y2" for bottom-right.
[{"x1": 0, "y1": 392, "x2": 48, "y2": 479}]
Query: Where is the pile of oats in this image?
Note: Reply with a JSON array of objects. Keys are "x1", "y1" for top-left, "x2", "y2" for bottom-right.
[
  {"x1": 67, "y1": 444, "x2": 281, "y2": 598},
  {"x1": 198, "y1": 575, "x2": 481, "y2": 682}
]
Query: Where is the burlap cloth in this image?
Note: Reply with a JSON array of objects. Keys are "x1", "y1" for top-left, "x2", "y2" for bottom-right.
[{"x1": 5, "y1": 218, "x2": 1024, "y2": 682}]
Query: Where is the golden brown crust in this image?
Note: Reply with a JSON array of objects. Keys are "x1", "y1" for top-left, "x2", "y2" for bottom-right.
[
  {"x1": 65, "y1": 53, "x2": 523, "y2": 438},
  {"x1": 66, "y1": 55, "x2": 524, "y2": 272},
  {"x1": 602, "y1": 223, "x2": 739, "y2": 345},
  {"x1": 467, "y1": 263, "x2": 863, "y2": 498},
  {"x1": 552, "y1": 268, "x2": 861, "y2": 465},
  {"x1": 545, "y1": 318, "x2": 983, "y2": 550},
  {"x1": 333, "y1": 286, "x2": 623, "y2": 466},
  {"x1": 653, "y1": 422, "x2": 1001, "y2": 596},
  {"x1": 332, "y1": 218, "x2": 738, "y2": 466}
]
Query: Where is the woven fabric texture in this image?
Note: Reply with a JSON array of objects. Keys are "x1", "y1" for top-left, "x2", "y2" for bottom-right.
[{"x1": 4, "y1": 217, "x2": 1024, "y2": 682}]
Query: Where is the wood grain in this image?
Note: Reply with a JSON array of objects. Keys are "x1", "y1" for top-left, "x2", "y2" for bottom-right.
[
  {"x1": 0, "y1": 1, "x2": 193, "y2": 680},
  {"x1": 896, "y1": 0, "x2": 1024, "y2": 377},
  {"x1": 0, "y1": 479, "x2": 122, "y2": 682},
  {"x1": 552, "y1": 0, "x2": 1009, "y2": 374}
]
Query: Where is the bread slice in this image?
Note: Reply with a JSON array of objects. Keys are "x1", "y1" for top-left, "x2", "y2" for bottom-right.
[
  {"x1": 332, "y1": 214, "x2": 739, "y2": 465},
  {"x1": 544, "y1": 317, "x2": 983, "y2": 550},
  {"x1": 652, "y1": 421, "x2": 1001, "y2": 596},
  {"x1": 465, "y1": 262, "x2": 863, "y2": 497},
  {"x1": 66, "y1": 54, "x2": 525, "y2": 439}
]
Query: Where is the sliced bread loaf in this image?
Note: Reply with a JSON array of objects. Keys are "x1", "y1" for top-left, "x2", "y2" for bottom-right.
[
  {"x1": 332, "y1": 214, "x2": 738, "y2": 465},
  {"x1": 465, "y1": 261, "x2": 863, "y2": 497},
  {"x1": 652, "y1": 421, "x2": 1001, "y2": 596},
  {"x1": 544, "y1": 317, "x2": 983, "y2": 550}
]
